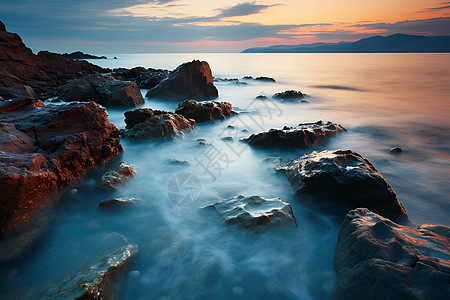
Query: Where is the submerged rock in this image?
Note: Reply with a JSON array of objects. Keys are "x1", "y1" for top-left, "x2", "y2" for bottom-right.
[
  {"x1": 390, "y1": 147, "x2": 402, "y2": 154},
  {"x1": 203, "y1": 195, "x2": 297, "y2": 230},
  {"x1": 243, "y1": 121, "x2": 346, "y2": 148},
  {"x1": 113, "y1": 67, "x2": 170, "y2": 89},
  {"x1": 98, "y1": 198, "x2": 138, "y2": 209},
  {"x1": 263, "y1": 157, "x2": 283, "y2": 168},
  {"x1": 278, "y1": 150, "x2": 408, "y2": 221},
  {"x1": 146, "y1": 60, "x2": 218, "y2": 100},
  {"x1": 122, "y1": 108, "x2": 196, "y2": 139},
  {"x1": 175, "y1": 99, "x2": 235, "y2": 122},
  {"x1": 58, "y1": 76, "x2": 144, "y2": 107},
  {"x1": 255, "y1": 95, "x2": 268, "y2": 100},
  {"x1": 0, "y1": 100, "x2": 122, "y2": 232},
  {"x1": 273, "y1": 90, "x2": 305, "y2": 100},
  {"x1": 96, "y1": 162, "x2": 136, "y2": 190},
  {"x1": 334, "y1": 208, "x2": 450, "y2": 300}
]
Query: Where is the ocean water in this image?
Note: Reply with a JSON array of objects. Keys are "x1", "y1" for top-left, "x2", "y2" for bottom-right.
[{"x1": 1, "y1": 53, "x2": 449, "y2": 299}]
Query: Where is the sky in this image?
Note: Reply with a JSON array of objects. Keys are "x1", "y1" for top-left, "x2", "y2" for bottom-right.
[{"x1": 1, "y1": 0, "x2": 449, "y2": 53}]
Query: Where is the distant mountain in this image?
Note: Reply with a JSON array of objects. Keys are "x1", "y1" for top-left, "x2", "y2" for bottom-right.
[{"x1": 242, "y1": 34, "x2": 450, "y2": 53}]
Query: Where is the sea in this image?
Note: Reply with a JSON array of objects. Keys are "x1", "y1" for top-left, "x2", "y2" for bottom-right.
[{"x1": 1, "y1": 53, "x2": 449, "y2": 299}]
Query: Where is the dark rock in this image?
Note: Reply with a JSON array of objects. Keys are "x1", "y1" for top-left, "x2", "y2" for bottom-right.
[
  {"x1": 122, "y1": 108, "x2": 196, "y2": 139},
  {"x1": 278, "y1": 150, "x2": 408, "y2": 221},
  {"x1": 273, "y1": 90, "x2": 305, "y2": 100},
  {"x1": 146, "y1": 60, "x2": 218, "y2": 100},
  {"x1": 0, "y1": 100, "x2": 122, "y2": 232},
  {"x1": 98, "y1": 198, "x2": 138, "y2": 209},
  {"x1": 175, "y1": 99, "x2": 235, "y2": 122},
  {"x1": 242, "y1": 76, "x2": 253, "y2": 80},
  {"x1": 243, "y1": 121, "x2": 346, "y2": 148},
  {"x1": 113, "y1": 57, "x2": 118, "y2": 59},
  {"x1": 390, "y1": 147, "x2": 402, "y2": 153},
  {"x1": 255, "y1": 76, "x2": 276, "y2": 82},
  {"x1": 113, "y1": 67, "x2": 170, "y2": 89},
  {"x1": 61, "y1": 51, "x2": 107, "y2": 60},
  {"x1": 95, "y1": 162, "x2": 136, "y2": 190},
  {"x1": 256, "y1": 95, "x2": 268, "y2": 100},
  {"x1": 58, "y1": 76, "x2": 144, "y2": 107},
  {"x1": 221, "y1": 137, "x2": 233, "y2": 142},
  {"x1": 334, "y1": 208, "x2": 450, "y2": 300},
  {"x1": 214, "y1": 77, "x2": 247, "y2": 85},
  {"x1": 0, "y1": 22, "x2": 109, "y2": 95},
  {"x1": 0, "y1": 85, "x2": 36, "y2": 100},
  {"x1": 203, "y1": 195, "x2": 296, "y2": 230}
]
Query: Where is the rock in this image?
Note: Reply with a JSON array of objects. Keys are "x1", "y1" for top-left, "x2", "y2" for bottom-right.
[
  {"x1": 278, "y1": 150, "x2": 408, "y2": 221},
  {"x1": 61, "y1": 51, "x2": 107, "y2": 60},
  {"x1": 122, "y1": 108, "x2": 196, "y2": 139},
  {"x1": 0, "y1": 21, "x2": 108, "y2": 96},
  {"x1": 167, "y1": 158, "x2": 190, "y2": 166},
  {"x1": 95, "y1": 162, "x2": 136, "y2": 190},
  {"x1": 334, "y1": 208, "x2": 450, "y2": 300},
  {"x1": 390, "y1": 147, "x2": 402, "y2": 153},
  {"x1": 255, "y1": 76, "x2": 276, "y2": 82},
  {"x1": 0, "y1": 85, "x2": 36, "y2": 100},
  {"x1": 113, "y1": 67, "x2": 170, "y2": 89},
  {"x1": 175, "y1": 99, "x2": 235, "y2": 122},
  {"x1": 146, "y1": 60, "x2": 218, "y2": 100},
  {"x1": 203, "y1": 195, "x2": 297, "y2": 230},
  {"x1": 0, "y1": 100, "x2": 122, "y2": 232},
  {"x1": 58, "y1": 76, "x2": 144, "y2": 107},
  {"x1": 256, "y1": 95, "x2": 268, "y2": 100},
  {"x1": 418, "y1": 224, "x2": 450, "y2": 239},
  {"x1": 243, "y1": 121, "x2": 346, "y2": 148},
  {"x1": 273, "y1": 90, "x2": 305, "y2": 100},
  {"x1": 98, "y1": 198, "x2": 138, "y2": 209},
  {"x1": 214, "y1": 77, "x2": 247, "y2": 85}
]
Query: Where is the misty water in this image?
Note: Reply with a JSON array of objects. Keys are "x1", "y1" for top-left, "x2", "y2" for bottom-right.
[{"x1": 1, "y1": 53, "x2": 450, "y2": 299}]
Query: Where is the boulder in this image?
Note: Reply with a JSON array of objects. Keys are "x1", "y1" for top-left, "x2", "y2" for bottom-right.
[
  {"x1": 243, "y1": 121, "x2": 346, "y2": 148},
  {"x1": 122, "y1": 108, "x2": 196, "y2": 139},
  {"x1": 390, "y1": 147, "x2": 402, "y2": 154},
  {"x1": 0, "y1": 85, "x2": 36, "y2": 100},
  {"x1": 278, "y1": 150, "x2": 408, "y2": 221},
  {"x1": 0, "y1": 100, "x2": 122, "y2": 232},
  {"x1": 175, "y1": 99, "x2": 235, "y2": 122},
  {"x1": 58, "y1": 76, "x2": 144, "y2": 107},
  {"x1": 98, "y1": 198, "x2": 138, "y2": 209},
  {"x1": 146, "y1": 60, "x2": 218, "y2": 100},
  {"x1": 95, "y1": 162, "x2": 136, "y2": 190},
  {"x1": 334, "y1": 208, "x2": 450, "y2": 300},
  {"x1": 273, "y1": 90, "x2": 305, "y2": 100},
  {"x1": 203, "y1": 195, "x2": 297, "y2": 230}
]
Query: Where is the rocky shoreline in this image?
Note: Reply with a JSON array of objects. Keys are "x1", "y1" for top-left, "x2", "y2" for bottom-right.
[{"x1": 1, "y1": 20, "x2": 448, "y2": 299}]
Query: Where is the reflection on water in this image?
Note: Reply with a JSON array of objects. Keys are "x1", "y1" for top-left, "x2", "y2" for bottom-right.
[{"x1": 1, "y1": 53, "x2": 449, "y2": 299}]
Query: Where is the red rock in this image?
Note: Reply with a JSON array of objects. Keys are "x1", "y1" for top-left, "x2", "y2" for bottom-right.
[
  {"x1": 146, "y1": 60, "x2": 218, "y2": 100},
  {"x1": 0, "y1": 99, "x2": 122, "y2": 232},
  {"x1": 175, "y1": 99, "x2": 235, "y2": 122}
]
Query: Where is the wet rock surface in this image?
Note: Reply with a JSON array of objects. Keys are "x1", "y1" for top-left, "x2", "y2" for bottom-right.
[
  {"x1": 203, "y1": 195, "x2": 297, "y2": 230},
  {"x1": 146, "y1": 60, "x2": 218, "y2": 100},
  {"x1": 334, "y1": 208, "x2": 450, "y2": 300},
  {"x1": 175, "y1": 99, "x2": 235, "y2": 122},
  {"x1": 243, "y1": 121, "x2": 346, "y2": 148},
  {"x1": 58, "y1": 76, "x2": 144, "y2": 107},
  {"x1": 0, "y1": 99, "x2": 122, "y2": 231},
  {"x1": 273, "y1": 90, "x2": 305, "y2": 100},
  {"x1": 95, "y1": 162, "x2": 136, "y2": 190},
  {"x1": 122, "y1": 108, "x2": 196, "y2": 139},
  {"x1": 278, "y1": 150, "x2": 408, "y2": 221}
]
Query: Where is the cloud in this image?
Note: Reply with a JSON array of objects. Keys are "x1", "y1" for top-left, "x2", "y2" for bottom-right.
[
  {"x1": 216, "y1": 1, "x2": 278, "y2": 18},
  {"x1": 349, "y1": 17, "x2": 450, "y2": 36},
  {"x1": 417, "y1": 2, "x2": 450, "y2": 13}
]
